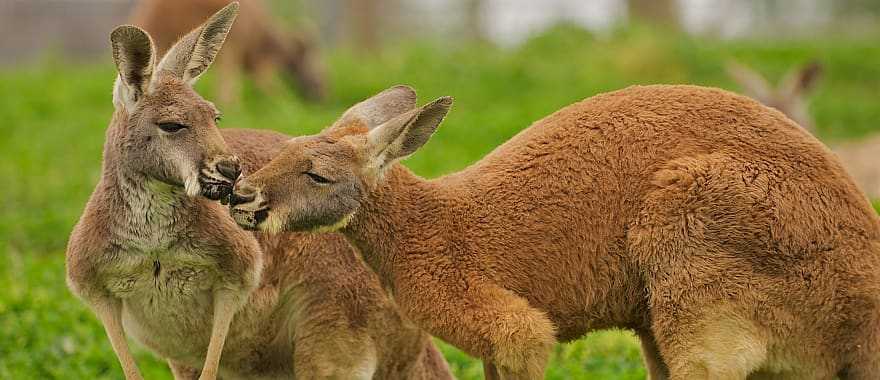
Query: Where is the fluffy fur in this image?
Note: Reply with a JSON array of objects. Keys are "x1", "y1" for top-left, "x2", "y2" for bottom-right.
[
  {"x1": 233, "y1": 84, "x2": 880, "y2": 379},
  {"x1": 66, "y1": 12, "x2": 450, "y2": 380}
]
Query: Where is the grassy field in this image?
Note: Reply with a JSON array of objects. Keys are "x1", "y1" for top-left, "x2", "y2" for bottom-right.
[{"x1": 2, "y1": 25, "x2": 879, "y2": 379}]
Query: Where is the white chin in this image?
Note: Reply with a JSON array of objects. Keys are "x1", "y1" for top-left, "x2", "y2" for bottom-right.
[
  {"x1": 184, "y1": 176, "x2": 201, "y2": 197},
  {"x1": 262, "y1": 213, "x2": 283, "y2": 235},
  {"x1": 312, "y1": 212, "x2": 355, "y2": 233}
]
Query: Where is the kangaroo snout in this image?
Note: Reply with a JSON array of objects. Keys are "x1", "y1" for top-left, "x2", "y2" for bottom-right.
[
  {"x1": 229, "y1": 184, "x2": 257, "y2": 207},
  {"x1": 216, "y1": 159, "x2": 242, "y2": 182},
  {"x1": 229, "y1": 181, "x2": 270, "y2": 230},
  {"x1": 199, "y1": 155, "x2": 241, "y2": 202}
]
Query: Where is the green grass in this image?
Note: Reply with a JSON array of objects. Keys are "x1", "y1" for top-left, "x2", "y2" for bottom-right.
[{"x1": 2, "y1": 25, "x2": 879, "y2": 379}]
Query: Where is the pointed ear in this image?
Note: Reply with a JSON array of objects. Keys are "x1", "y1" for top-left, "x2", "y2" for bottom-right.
[
  {"x1": 331, "y1": 85, "x2": 418, "y2": 130},
  {"x1": 779, "y1": 61, "x2": 823, "y2": 100},
  {"x1": 366, "y1": 96, "x2": 453, "y2": 170},
  {"x1": 156, "y1": 1, "x2": 239, "y2": 83},
  {"x1": 726, "y1": 61, "x2": 772, "y2": 102},
  {"x1": 110, "y1": 25, "x2": 156, "y2": 108}
]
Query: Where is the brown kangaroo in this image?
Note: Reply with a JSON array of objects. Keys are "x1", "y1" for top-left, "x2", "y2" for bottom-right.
[
  {"x1": 230, "y1": 85, "x2": 880, "y2": 379},
  {"x1": 728, "y1": 61, "x2": 880, "y2": 199},
  {"x1": 130, "y1": 0, "x2": 326, "y2": 104},
  {"x1": 66, "y1": 7, "x2": 451, "y2": 380}
]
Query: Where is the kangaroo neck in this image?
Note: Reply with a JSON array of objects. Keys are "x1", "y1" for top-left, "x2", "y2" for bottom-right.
[
  {"x1": 100, "y1": 110, "x2": 193, "y2": 249},
  {"x1": 342, "y1": 164, "x2": 449, "y2": 289}
]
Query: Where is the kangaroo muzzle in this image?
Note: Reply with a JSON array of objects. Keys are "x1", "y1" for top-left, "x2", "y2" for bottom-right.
[
  {"x1": 216, "y1": 159, "x2": 242, "y2": 182},
  {"x1": 199, "y1": 155, "x2": 241, "y2": 203},
  {"x1": 229, "y1": 181, "x2": 269, "y2": 229}
]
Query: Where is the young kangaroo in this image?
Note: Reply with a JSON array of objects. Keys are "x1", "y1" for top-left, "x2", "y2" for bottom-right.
[
  {"x1": 131, "y1": 0, "x2": 326, "y2": 104},
  {"x1": 230, "y1": 85, "x2": 880, "y2": 379},
  {"x1": 728, "y1": 61, "x2": 880, "y2": 199},
  {"x1": 66, "y1": 7, "x2": 451, "y2": 380}
]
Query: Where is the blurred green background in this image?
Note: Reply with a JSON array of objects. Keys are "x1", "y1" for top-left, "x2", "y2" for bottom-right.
[{"x1": 2, "y1": 0, "x2": 879, "y2": 379}]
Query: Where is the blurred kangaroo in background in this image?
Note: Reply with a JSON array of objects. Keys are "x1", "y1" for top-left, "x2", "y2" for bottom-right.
[
  {"x1": 728, "y1": 61, "x2": 880, "y2": 199},
  {"x1": 131, "y1": 0, "x2": 326, "y2": 104},
  {"x1": 67, "y1": 4, "x2": 451, "y2": 379}
]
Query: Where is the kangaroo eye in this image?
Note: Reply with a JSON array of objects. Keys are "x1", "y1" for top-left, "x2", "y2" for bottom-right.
[
  {"x1": 214, "y1": 115, "x2": 222, "y2": 123},
  {"x1": 305, "y1": 172, "x2": 332, "y2": 185},
  {"x1": 158, "y1": 123, "x2": 187, "y2": 133}
]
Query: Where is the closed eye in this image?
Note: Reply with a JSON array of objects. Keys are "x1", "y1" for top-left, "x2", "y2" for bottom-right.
[
  {"x1": 158, "y1": 123, "x2": 188, "y2": 133},
  {"x1": 305, "y1": 172, "x2": 332, "y2": 185}
]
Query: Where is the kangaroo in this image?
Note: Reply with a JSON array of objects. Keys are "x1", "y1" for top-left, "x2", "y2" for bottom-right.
[
  {"x1": 131, "y1": 0, "x2": 326, "y2": 104},
  {"x1": 728, "y1": 61, "x2": 880, "y2": 199},
  {"x1": 726, "y1": 61, "x2": 822, "y2": 133},
  {"x1": 229, "y1": 85, "x2": 880, "y2": 379},
  {"x1": 66, "y1": 7, "x2": 451, "y2": 380}
]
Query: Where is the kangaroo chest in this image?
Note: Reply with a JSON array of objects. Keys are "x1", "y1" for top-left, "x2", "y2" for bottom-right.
[
  {"x1": 103, "y1": 245, "x2": 222, "y2": 360},
  {"x1": 103, "y1": 246, "x2": 217, "y2": 297},
  {"x1": 103, "y1": 182, "x2": 220, "y2": 312},
  {"x1": 95, "y1": 175, "x2": 295, "y2": 373}
]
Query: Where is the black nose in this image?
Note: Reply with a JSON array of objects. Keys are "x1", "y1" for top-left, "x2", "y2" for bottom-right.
[
  {"x1": 254, "y1": 209, "x2": 269, "y2": 224},
  {"x1": 229, "y1": 188, "x2": 256, "y2": 207},
  {"x1": 217, "y1": 160, "x2": 241, "y2": 181}
]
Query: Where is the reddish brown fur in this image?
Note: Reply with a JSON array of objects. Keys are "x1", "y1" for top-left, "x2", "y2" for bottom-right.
[
  {"x1": 233, "y1": 85, "x2": 880, "y2": 379},
  {"x1": 131, "y1": 0, "x2": 326, "y2": 103},
  {"x1": 66, "y1": 9, "x2": 449, "y2": 380}
]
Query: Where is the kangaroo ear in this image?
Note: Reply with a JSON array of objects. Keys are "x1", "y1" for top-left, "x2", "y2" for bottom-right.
[
  {"x1": 110, "y1": 25, "x2": 156, "y2": 109},
  {"x1": 156, "y1": 2, "x2": 238, "y2": 84},
  {"x1": 331, "y1": 85, "x2": 418, "y2": 130},
  {"x1": 366, "y1": 96, "x2": 453, "y2": 171},
  {"x1": 779, "y1": 61, "x2": 823, "y2": 100},
  {"x1": 726, "y1": 61, "x2": 772, "y2": 102}
]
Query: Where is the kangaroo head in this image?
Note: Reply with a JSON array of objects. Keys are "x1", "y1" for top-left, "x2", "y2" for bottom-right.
[
  {"x1": 282, "y1": 30, "x2": 327, "y2": 102},
  {"x1": 229, "y1": 85, "x2": 452, "y2": 232},
  {"x1": 726, "y1": 60, "x2": 822, "y2": 132},
  {"x1": 108, "y1": 2, "x2": 241, "y2": 200}
]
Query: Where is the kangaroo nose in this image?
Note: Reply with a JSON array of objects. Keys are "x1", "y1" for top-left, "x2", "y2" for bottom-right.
[
  {"x1": 230, "y1": 184, "x2": 256, "y2": 207},
  {"x1": 216, "y1": 159, "x2": 241, "y2": 182}
]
